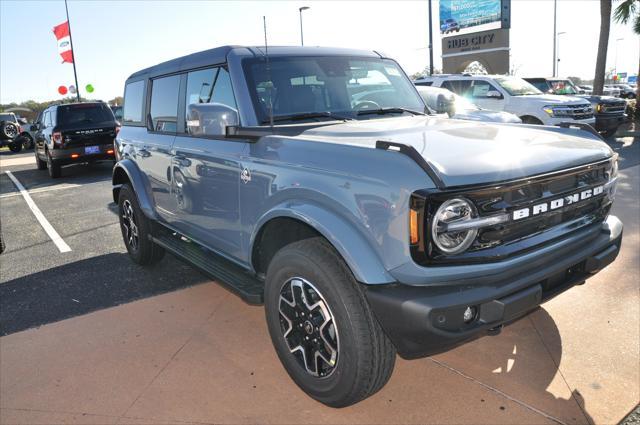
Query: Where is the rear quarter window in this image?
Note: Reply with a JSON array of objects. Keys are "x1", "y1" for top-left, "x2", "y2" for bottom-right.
[{"x1": 123, "y1": 80, "x2": 145, "y2": 124}]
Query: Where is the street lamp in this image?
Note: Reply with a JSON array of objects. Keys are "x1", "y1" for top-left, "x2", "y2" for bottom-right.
[
  {"x1": 615, "y1": 38, "x2": 624, "y2": 77},
  {"x1": 556, "y1": 31, "x2": 566, "y2": 77},
  {"x1": 299, "y1": 6, "x2": 310, "y2": 46}
]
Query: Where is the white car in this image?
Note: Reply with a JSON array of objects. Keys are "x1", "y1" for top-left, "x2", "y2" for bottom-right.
[
  {"x1": 611, "y1": 84, "x2": 636, "y2": 99},
  {"x1": 415, "y1": 75, "x2": 595, "y2": 127},
  {"x1": 415, "y1": 86, "x2": 522, "y2": 123}
]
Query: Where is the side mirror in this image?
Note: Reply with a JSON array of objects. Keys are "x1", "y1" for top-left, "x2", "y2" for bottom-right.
[
  {"x1": 186, "y1": 103, "x2": 239, "y2": 137},
  {"x1": 486, "y1": 90, "x2": 503, "y2": 99},
  {"x1": 436, "y1": 94, "x2": 456, "y2": 116},
  {"x1": 30, "y1": 124, "x2": 38, "y2": 131}
]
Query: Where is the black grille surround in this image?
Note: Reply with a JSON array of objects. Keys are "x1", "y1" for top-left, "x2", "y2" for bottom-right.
[{"x1": 410, "y1": 158, "x2": 615, "y2": 266}]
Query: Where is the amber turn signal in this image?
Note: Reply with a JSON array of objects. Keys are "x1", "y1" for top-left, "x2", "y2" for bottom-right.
[{"x1": 410, "y1": 209, "x2": 419, "y2": 244}]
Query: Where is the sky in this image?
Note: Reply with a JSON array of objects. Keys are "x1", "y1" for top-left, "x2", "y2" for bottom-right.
[{"x1": 0, "y1": 0, "x2": 638, "y2": 104}]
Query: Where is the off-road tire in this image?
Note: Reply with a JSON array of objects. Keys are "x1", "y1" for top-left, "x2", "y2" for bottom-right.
[
  {"x1": 264, "y1": 237, "x2": 396, "y2": 408},
  {"x1": 118, "y1": 184, "x2": 165, "y2": 265},
  {"x1": 0, "y1": 122, "x2": 18, "y2": 140},
  {"x1": 46, "y1": 152, "x2": 61, "y2": 178}
]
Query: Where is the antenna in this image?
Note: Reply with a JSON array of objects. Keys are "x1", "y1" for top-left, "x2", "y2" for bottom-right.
[{"x1": 263, "y1": 16, "x2": 274, "y2": 130}]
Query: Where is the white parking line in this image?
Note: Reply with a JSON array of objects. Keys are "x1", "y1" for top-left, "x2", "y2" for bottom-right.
[
  {"x1": 0, "y1": 183, "x2": 82, "y2": 199},
  {"x1": 4, "y1": 171, "x2": 72, "y2": 253}
]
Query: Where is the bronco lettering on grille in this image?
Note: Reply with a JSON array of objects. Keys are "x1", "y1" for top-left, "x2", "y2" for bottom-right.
[{"x1": 512, "y1": 185, "x2": 605, "y2": 220}]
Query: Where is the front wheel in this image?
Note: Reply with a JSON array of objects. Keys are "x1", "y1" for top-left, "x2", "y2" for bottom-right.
[
  {"x1": 8, "y1": 142, "x2": 22, "y2": 153},
  {"x1": 46, "y1": 152, "x2": 61, "y2": 178},
  {"x1": 35, "y1": 150, "x2": 47, "y2": 170},
  {"x1": 264, "y1": 237, "x2": 396, "y2": 407}
]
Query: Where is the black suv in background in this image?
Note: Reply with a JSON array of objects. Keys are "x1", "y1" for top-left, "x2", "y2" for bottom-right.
[
  {"x1": 33, "y1": 102, "x2": 118, "y2": 178},
  {"x1": 524, "y1": 77, "x2": 627, "y2": 137},
  {"x1": 0, "y1": 112, "x2": 25, "y2": 152}
]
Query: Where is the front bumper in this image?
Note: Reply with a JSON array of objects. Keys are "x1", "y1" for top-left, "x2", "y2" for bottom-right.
[
  {"x1": 595, "y1": 114, "x2": 626, "y2": 132},
  {"x1": 546, "y1": 116, "x2": 596, "y2": 126},
  {"x1": 364, "y1": 215, "x2": 623, "y2": 359}
]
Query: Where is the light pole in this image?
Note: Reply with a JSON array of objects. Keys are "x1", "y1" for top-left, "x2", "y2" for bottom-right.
[
  {"x1": 299, "y1": 6, "x2": 310, "y2": 46},
  {"x1": 552, "y1": 0, "x2": 557, "y2": 77},
  {"x1": 428, "y1": 0, "x2": 434, "y2": 76},
  {"x1": 615, "y1": 38, "x2": 624, "y2": 77},
  {"x1": 556, "y1": 31, "x2": 566, "y2": 77}
]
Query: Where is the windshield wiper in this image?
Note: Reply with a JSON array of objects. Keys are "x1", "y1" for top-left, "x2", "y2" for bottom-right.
[
  {"x1": 356, "y1": 107, "x2": 425, "y2": 117},
  {"x1": 261, "y1": 112, "x2": 353, "y2": 124}
]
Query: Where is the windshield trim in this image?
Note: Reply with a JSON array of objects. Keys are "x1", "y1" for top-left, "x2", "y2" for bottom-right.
[{"x1": 242, "y1": 55, "x2": 426, "y2": 126}]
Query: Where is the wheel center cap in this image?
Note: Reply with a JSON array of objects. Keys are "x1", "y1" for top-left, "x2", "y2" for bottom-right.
[{"x1": 303, "y1": 320, "x2": 314, "y2": 335}]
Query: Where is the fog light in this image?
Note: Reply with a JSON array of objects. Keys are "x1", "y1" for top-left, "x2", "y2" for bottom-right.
[{"x1": 463, "y1": 306, "x2": 477, "y2": 323}]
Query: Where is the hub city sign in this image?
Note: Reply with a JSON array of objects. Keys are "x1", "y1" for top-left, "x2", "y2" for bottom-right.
[{"x1": 442, "y1": 28, "x2": 510, "y2": 74}]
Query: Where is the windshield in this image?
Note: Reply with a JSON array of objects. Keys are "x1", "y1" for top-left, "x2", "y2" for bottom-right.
[
  {"x1": 494, "y1": 76, "x2": 542, "y2": 96},
  {"x1": 58, "y1": 103, "x2": 115, "y2": 126},
  {"x1": 549, "y1": 79, "x2": 580, "y2": 95},
  {"x1": 243, "y1": 56, "x2": 425, "y2": 124}
]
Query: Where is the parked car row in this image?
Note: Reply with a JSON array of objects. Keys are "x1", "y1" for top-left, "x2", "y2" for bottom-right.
[{"x1": 414, "y1": 74, "x2": 628, "y2": 137}]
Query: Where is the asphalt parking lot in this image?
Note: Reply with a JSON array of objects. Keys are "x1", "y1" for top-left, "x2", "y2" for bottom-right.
[{"x1": 0, "y1": 134, "x2": 638, "y2": 424}]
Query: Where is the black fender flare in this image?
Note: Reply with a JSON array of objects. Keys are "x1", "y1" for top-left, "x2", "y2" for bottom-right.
[{"x1": 112, "y1": 159, "x2": 158, "y2": 220}]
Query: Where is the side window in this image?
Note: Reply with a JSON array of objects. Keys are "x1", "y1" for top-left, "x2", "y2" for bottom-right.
[
  {"x1": 45, "y1": 111, "x2": 52, "y2": 127},
  {"x1": 150, "y1": 75, "x2": 180, "y2": 133},
  {"x1": 185, "y1": 67, "x2": 238, "y2": 136},
  {"x1": 123, "y1": 80, "x2": 145, "y2": 124},
  {"x1": 470, "y1": 80, "x2": 500, "y2": 98},
  {"x1": 441, "y1": 80, "x2": 472, "y2": 96}
]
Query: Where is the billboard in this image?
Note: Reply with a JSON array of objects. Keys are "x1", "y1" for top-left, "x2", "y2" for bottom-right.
[{"x1": 439, "y1": 0, "x2": 503, "y2": 37}]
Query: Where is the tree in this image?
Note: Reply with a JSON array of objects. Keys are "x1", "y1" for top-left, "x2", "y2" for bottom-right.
[
  {"x1": 593, "y1": 0, "x2": 612, "y2": 96},
  {"x1": 613, "y1": 0, "x2": 640, "y2": 120},
  {"x1": 108, "y1": 96, "x2": 123, "y2": 106}
]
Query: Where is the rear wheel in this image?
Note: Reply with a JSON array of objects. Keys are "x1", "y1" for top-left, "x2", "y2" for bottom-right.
[
  {"x1": 46, "y1": 152, "x2": 61, "y2": 178},
  {"x1": 264, "y1": 237, "x2": 396, "y2": 407},
  {"x1": 118, "y1": 184, "x2": 165, "y2": 265},
  {"x1": 21, "y1": 134, "x2": 34, "y2": 149}
]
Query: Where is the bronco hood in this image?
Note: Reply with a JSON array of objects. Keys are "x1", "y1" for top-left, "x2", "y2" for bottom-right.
[{"x1": 299, "y1": 116, "x2": 613, "y2": 187}]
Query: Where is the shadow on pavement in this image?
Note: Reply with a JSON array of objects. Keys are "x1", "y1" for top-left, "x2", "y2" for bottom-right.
[
  {"x1": 0, "y1": 252, "x2": 210, "y2": 336},
  {"x1": 3, "y1": 161, "x2": 113, "y2": 191},
  {"x1": 525, "y1": 310, "x2": 595, "y2": 424}
]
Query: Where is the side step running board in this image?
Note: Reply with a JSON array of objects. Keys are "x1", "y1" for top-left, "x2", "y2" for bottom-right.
[{"x1": 152, "y1": 230, "x2": 264, "y2": 305}]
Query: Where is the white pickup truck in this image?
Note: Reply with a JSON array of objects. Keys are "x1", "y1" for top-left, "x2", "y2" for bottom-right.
[{"x1": 415, "y1": 74, "x2": 595, "y2": 127}]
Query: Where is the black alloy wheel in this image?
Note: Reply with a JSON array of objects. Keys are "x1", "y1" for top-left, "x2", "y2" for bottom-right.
[{"x1": 278, "y1": 277, "x2": 339, "y2": 378}]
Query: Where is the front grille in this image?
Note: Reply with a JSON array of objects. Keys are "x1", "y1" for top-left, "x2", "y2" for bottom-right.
[
  {"x1": 600, "y1": 103, "x2": 626, "y2": 115},
  {"x1": 411, "y1": 159, "x2": 614, "y2": 265}
]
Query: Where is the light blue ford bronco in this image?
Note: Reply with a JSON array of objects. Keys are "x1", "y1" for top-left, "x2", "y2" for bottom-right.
[{"x1": 113, "y1": 46, "x2": 622, "y2": 407}]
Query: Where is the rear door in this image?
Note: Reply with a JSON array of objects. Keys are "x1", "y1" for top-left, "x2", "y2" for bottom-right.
[{"x1": 140, "y1": 74, "x2": 181, "y2": 219}]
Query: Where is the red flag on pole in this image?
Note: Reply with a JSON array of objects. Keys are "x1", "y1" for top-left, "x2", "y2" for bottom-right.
[{"x1": 53, "y1": 21, "x2": 73, "y2": 63}]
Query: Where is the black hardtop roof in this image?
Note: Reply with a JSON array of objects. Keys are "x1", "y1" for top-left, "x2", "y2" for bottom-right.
[{"x1": 125, "y1": 45, "x2": 383, "y2": 82}]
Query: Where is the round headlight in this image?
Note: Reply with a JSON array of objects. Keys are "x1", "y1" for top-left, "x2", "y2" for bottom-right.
[{"x1": 431, "y1": 198, "x2": 478, "y2": 255}]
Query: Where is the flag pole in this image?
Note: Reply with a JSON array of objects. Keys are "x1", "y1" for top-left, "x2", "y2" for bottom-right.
[{"x1": 64, "y1": 0, "x2": 81, "y2": 102}]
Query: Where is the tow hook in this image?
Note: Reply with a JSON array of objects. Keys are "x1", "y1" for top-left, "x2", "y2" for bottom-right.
[{"x1": 487, "y1": 325, "x2": 503, "y2": 336}]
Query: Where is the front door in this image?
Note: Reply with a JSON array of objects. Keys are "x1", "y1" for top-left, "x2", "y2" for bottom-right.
[{"x1": 169, "y1": 66, "x2": 246, "y2": 261}]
